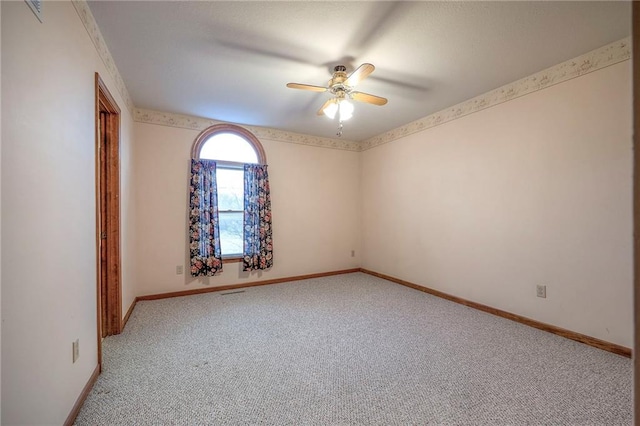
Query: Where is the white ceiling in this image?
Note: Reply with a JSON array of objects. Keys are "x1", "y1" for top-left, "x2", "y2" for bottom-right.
[{"x1": 87, "y1": 1, "x2": 631, "y2": 142}]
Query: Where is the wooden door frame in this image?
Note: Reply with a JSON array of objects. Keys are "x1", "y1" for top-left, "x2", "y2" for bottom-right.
[
  {"x1": 633, "y1": 3, "x2": 639, "y2": 423},
  {"x1": 95, "y1": 73, "x2": 122, "y2": 370}
]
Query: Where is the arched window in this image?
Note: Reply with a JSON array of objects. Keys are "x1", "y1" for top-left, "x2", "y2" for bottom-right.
[
  {"x1": 192, "y1": 124, "x2": 267, "y2": 259},
  {"x1": 192, "y1": 124, "x2": 266, "y2": 164}
]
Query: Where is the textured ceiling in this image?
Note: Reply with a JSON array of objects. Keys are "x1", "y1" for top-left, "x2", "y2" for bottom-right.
[{"x1": 87, "y1": 1, "x2": 631, "y2": 142}]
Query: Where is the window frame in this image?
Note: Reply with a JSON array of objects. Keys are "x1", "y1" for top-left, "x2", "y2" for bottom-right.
[{"x1": 192, "y1": 124, "x2": 267, "y2": 262}]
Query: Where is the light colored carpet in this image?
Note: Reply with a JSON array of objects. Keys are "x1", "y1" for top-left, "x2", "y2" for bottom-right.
[{"x1": 75, "y1": 273, "x2": 632, "y2": 425}]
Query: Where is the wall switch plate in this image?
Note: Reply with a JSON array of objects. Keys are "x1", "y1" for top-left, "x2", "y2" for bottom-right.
[
  {"x1": 72, "y1": 339, "x2": 79, "y2": 363},
  {"x1": 536, "y1": 285, "x2": 547, "y2": 298},
  {"x1": 176, "y1": 265, "x2": 184, "y2": 275}
]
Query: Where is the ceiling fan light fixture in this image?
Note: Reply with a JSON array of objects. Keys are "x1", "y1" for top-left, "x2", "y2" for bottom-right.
[
  {"x1": 324, "y1": 100, "x2": 339, "y2": 119},
  {"x1": 339, "y1": 99, "x2": 354, "y2": 121}
]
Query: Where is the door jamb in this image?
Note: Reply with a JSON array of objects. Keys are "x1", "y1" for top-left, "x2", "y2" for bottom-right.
[{"x1": 633, "y1": 2, "x2": 639, "y2": 422}]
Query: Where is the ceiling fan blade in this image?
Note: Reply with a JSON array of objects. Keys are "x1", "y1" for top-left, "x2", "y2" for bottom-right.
[
  {"x1": 286, "y1": 83, "x2": 327, "y2": 92},
  {"x1": 317, "y1": 98, "x2": 335, "y2": 116},
  {"x1": 344, "y1": 63, "x2": 375, "y2": 87},
  {"x1": 351, "y1": 91, "x2": 388, "y2": 106}
]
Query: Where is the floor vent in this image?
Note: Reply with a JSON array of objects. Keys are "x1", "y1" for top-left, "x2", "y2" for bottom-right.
[{"x1": 221, "y1": 290, "x2": 246, "y2": 296}]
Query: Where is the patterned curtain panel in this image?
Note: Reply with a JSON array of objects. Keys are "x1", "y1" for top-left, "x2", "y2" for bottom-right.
[
  {"x1": 243, "y1": 164, "x2": 273, "y2": 271},
  {"x1": 189, "y1": 159, "x2": 223, "y2": 276}
]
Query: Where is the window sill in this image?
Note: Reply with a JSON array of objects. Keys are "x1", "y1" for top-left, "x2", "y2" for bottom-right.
[{"x1": 222, "y1": 256, "x2": 242, "y2": 264}]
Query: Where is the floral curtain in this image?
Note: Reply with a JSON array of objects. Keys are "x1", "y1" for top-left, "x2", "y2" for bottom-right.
[
  {"x1": 189, "y1": 159, "x2": 223, "y2": 276},
  {"x1": 243, "y1": 164, "x2": 273, "y2": 271}
]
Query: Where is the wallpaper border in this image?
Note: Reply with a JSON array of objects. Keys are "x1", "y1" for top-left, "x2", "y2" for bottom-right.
[
  {"x1": 133, "y1": 109, "x2": 360, "y2": 152},
  {"x1": 71, "y1": 0, "x2": 134, "y2": 112},
  {"x1": 360, "y1": 37, "x2": 631, "y2": 151}
]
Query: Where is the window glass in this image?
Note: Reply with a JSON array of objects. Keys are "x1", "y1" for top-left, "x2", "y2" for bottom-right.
[
  {"x1": 199, "y1": 133, "x2": 258, "y2": 164},
  {"x1": 218, "y1": 212, "x2": 244, "y2": 256},
  {"x1": 217, "y1": 168, "x2": 244, "y2": 211}
]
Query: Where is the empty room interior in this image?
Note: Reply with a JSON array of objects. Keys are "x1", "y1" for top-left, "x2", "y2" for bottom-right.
[{"x1": 1, "y1": 1, "x2": 637, "y2": 425}]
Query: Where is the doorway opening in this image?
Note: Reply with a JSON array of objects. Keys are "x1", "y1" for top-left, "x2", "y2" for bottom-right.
[{"x1": 95, "y1": 73, "x2": 122, "y2": 369}]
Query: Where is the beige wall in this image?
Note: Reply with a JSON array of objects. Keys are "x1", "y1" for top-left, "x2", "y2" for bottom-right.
[
  {"x1": 361, "y1": 61, "x2": 633, "y2": 348},
  {"x1": 1, "y1": 2, "x2": 135, "y2": 424},
  {"x1": 0, "y1": 1, "x2": 3, "y2": 419},
  {"x1": 121, "y1": 122, "x2": 136, "y2": 317},
  {"x1": 133, "y1": 122, "x2": 360, "y2": 296}
]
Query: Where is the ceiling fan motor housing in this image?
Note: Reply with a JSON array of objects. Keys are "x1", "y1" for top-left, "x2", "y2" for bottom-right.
[{"x1": 329, "y1": 65, "x2": 349, "y2": 96}]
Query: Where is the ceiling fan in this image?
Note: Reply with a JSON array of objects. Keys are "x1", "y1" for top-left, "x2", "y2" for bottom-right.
[{"x1": 286, "y1": 63, "x2": 388, "y2": 123}]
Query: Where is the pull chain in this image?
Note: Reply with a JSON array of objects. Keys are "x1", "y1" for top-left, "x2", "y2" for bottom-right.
[{"x1": 336, "y1": 120, "x2": 343, "y2": 137}]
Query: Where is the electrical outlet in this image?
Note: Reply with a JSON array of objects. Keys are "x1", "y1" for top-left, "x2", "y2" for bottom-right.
[
  {"x1": 536, "y1": 285, "x2": 547, "y2": 298},
  {"x1": 72, "y1": 339, "x2": 79, "y2": 363},
  {"x1": 351, "y1": 250, "x2": 355, "y2": 257},
  {"x1": 176, "y1": 265, "x2": 184, "y2": 275}
]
